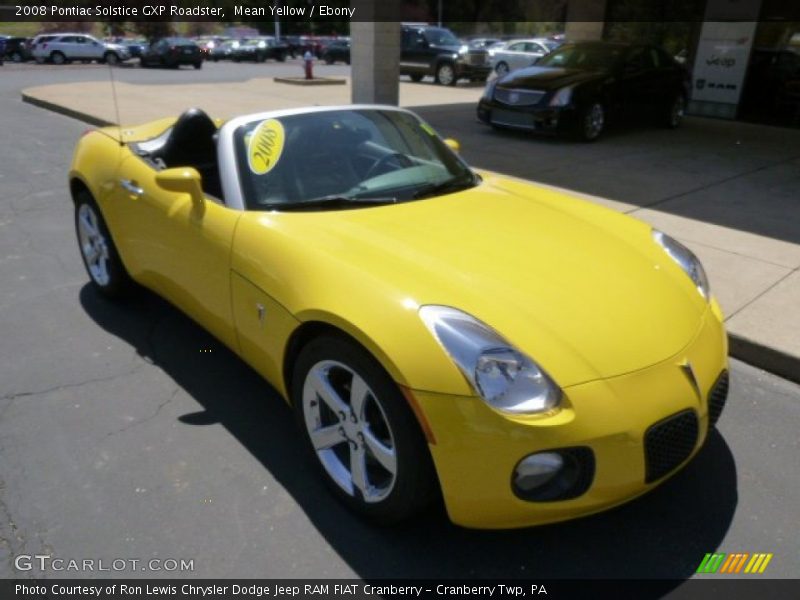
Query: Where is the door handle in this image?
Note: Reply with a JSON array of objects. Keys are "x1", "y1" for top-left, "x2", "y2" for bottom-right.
[{"x1": 120, "y1": 179, "x2": 144, "y2": 196}]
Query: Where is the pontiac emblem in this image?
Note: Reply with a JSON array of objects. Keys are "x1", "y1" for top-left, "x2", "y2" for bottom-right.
[
  {"x1": 509, "y1": 92, "x2": 520, "y2": 104},
  {"x1": 680, "y1": 360, "x2": 701, "y2": 399}
]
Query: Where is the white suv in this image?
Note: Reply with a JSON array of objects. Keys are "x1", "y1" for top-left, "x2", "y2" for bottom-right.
[{"x1": 31, "y1": 33, "x2": 130, "y2": 65}]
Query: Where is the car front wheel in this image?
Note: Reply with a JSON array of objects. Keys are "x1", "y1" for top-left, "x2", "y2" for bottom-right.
[
  {"x1": 665, "y1": 94, "x2": 685, "y2": 129},
  {"x1": 495, "y1": 61, "x2": 509, "y2": 75},
  {"x1": 74, "y1": 191, "x2": 131, "y2": 298},
  {"x1": 104, "y1": 51, "x2": 119, "y2": 65},
  {"x1": 435, "y1": 62, "x2": 456, "y2": 86},
  {"x1": 579, "y1": 101, "x2": 605, "y2": 142},
  {"x1": 292, "y1": 335, "x2": 436, "y2": 523}
]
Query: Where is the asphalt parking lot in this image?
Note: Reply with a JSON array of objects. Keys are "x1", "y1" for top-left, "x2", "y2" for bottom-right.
[{"x1": 1, "y1": 61, "x2": 799, "y2": 584}]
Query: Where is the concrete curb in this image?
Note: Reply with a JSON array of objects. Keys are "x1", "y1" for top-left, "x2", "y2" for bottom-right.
[
  {"x1": 728, "y1": 333, "x2": 800, "y2": 384},
  {"x1": 22, "y1": 92, "x2": 114, "y2": 128},
  {"x1": 273, "y1": 76, "x2": 346, "y2": 86},
  {"x1": 22, "y1": 90, "x2": 800, "y2": 385}
]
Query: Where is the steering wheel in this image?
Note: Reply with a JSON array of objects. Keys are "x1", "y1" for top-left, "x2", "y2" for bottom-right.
[{"x1": 364, "y1": 152, "x2": 412, "y2": 180}]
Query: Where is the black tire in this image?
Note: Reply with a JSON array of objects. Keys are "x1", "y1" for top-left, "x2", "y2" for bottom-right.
[
  {"x1": 292, "y1": 335, "x2": 437, "y2": 524},
  {"x1": 663, "y1": 93, "x2": 685, "y2": 129},
  {"x1": 277, "y1": 52, "x2": 286, "y2": 62},
  {"x1": 104, "y1": 51, "x2": 119, "y2": 66},
  {"x1": 50, "y1": 51, "x2": 66, "y2": 65},
  {"x1": 74, "y1": 190, "x2": 131, "y2": 299},
  {"x1": 324, "y1": 56, "x2": 334, "y2": 65},
  {"x1": 495, "y1": 61, "x2": 509, "y2": 75},
  {"x1": 194, "y1": 61, "x2": 202, "y2": 70},
  {"x1": 435, "y1": 62, "x2": 457, "y2": 86},
  {"x1": 577, "y1": 101, "x2": 605, "y2": 142},
  {"x1": 409, "y1": 73, "x2": 423, "y2": 83},
  {"x1": 11, "y1": 51, "x2": 22, "y2": 63}
]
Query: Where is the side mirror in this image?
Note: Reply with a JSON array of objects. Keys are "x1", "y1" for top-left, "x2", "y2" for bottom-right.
[
  {"x1": 155, "y1": 167, "x2": 204, "y2": 205},
  {"x1": 444, "y1": 138, "x2": 461, "y2": 153}
]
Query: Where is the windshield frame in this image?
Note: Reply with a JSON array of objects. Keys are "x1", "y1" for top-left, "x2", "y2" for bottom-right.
[
  {"x1": 535, "y1": 43, "x2": 626, "y2": 71},
  {"x1": 217, "y1": 105, "x2": 477, "y2": 212}
]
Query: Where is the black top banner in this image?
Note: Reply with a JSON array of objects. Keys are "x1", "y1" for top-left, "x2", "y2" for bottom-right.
[{"x1": 3, "y1": 0, "x2": 800, "y2": 23}]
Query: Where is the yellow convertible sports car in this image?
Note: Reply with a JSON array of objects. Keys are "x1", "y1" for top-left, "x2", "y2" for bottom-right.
[{"x1": 70, "y1": 105, "x2": 729, "y2": 529}]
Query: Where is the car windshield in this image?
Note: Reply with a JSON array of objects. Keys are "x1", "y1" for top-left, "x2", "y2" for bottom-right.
[
  {"x1": 536, "y1": 44, "x2": 623, "y2": 70},
  {"x1": 234, "y1": 109, "x2": 477, "y2": 210},
  {"x1": 423, "y1": 28, "x2": 460, "y2": 47}
]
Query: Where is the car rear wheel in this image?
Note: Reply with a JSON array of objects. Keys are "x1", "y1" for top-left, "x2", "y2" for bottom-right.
[
  {"x1": 292, "y1": 335, "x2": 437, "y2": 523},
  {"x1": 194, "y1": 61, "x2": 202, "y2": 69},
  {"x1": 409, "y1": 73, "x2": 423, "y2": 82},
  {"x1": 579, "y1": 101, "x2": 605, "y2": 142},
  {"x1": 50, "y1": 51, "x2": 66, "y2": 65},
  {"x1": 495, "y1": 61, "x2": 509, "y2": 75},
  {"x1": 11, "y1": 51, "x2": 22, "y2": 62},
  {"x1": 74, "y1": 191, "x2": 131, "y2": 299},
  {"x1": 435, "y1": 62, "x2": 456, "y2": 86},
  {"x1": 665, "y1": 94, "x2": 685, "y2": 129}
]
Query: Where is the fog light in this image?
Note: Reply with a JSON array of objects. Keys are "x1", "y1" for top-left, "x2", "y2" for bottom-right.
[{"x1": 513, "y1": 452, "x2": 564, "y2": 492}]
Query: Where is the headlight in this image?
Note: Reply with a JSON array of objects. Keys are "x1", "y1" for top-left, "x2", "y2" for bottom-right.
[
  {"x1": 549, "y1": 86, "x2": 573, "y2": 107},
  {"x1": 653, "y1": 230, "x2": 710, "y2": 300},
  {"x1": 419, "y1": 306, "x2": 562, "y2": 414}
]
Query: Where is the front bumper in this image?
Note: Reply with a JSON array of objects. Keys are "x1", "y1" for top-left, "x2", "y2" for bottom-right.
[
  {"x1": 477, "y1": 98, "x2": 578, "y2": 134},
  {"x1": 413, "y1": 302, "x2": 728, "y2": 529},
  {"x1": 456, "y1": 62, "x2": 492, "y2": 80}
]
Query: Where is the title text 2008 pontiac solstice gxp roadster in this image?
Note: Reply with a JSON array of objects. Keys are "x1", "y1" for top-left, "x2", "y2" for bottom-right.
[{"x1": 69, "y1": 105, "x2": 728, "y2": 529}]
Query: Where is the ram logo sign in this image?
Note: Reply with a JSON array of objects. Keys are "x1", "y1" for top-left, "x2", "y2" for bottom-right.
[{"x1": 696, "y1": 552, "x2": 773, "y2": 574}]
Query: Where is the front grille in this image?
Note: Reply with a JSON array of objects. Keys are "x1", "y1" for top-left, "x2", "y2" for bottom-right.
[
  {"x1": 494, "y1": 87, "x2": 546, "y2": 106},
  {"x1": 644, "y1": 409, "x2": 699, "y2": 483},
  {"x1": 465, "y1": 51, "x2": 488, "y2": 66},
  {"x1": 708, "y1": 370, "x2": 729, "y2": 428}
]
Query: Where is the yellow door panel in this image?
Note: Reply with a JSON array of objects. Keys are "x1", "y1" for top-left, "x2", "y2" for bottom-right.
[{"x1": 113, "y1": 155, "x2": 241, "y2": 350}]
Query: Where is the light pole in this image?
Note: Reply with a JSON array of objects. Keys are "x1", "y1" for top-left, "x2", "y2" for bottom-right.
[{"x1": 437, "y1": 0, "x2": 442, "y2": 27}]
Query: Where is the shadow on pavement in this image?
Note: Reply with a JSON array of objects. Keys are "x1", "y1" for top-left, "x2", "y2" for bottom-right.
[
  {"x1": 414, "y1": 102, "x2": 800, "y2": 247},
  {"x1": 81, "y1": 284, "x2": 738, "y2": 585}
]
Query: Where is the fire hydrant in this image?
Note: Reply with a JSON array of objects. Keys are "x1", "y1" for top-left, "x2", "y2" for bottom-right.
[{"x1": 303, "y1": 50, "x2": 314, "y2": 80}]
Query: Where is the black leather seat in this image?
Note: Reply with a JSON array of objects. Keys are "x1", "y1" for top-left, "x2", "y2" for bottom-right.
[{"x1": 153, "y1": 108, "x2": 222, "y2": 199}]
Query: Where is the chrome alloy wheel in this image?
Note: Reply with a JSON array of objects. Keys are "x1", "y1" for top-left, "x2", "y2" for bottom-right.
[
  {"x1": 302, "y1": 360, "x2": 398, "y2": 503},
  {"x1": 584, "y1": 102, "x2": 605, "y2": 140},
  {"x1": 76, "y1": 203, "x2": 111, "y2": 286},
  {"x1": 670, "y1": 95, "x2": 685, "y2": 127},
  {"x1": 436, "y1": 63, "x2": 455, "y2": 86}
]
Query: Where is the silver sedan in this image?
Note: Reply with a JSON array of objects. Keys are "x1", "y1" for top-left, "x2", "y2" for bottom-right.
[{"x1": 489, "y1": 38, "x2": 560, "y2": 75}]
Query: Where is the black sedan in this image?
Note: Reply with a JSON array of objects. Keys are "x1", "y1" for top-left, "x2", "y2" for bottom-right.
[
  {"x1": 232, "y1": 38, "x2": 287, "y2": 63},
  {"x1": 477, "y1": 42, "x2": 689, "y2": 141},
  {"x1": 140, "y1": 38, "x2": 203, "y2": 69},
  {"x1": 321, "y1": 40, "x2": 350, "y2": 65},
  {"x1": 2, "y1": 37, "x2": 32, "y2": 62}
]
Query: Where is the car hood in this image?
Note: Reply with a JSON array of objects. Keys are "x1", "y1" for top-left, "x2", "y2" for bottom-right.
[
  {"x1": 253, "y1": 174, "x2": 707, "y2": 388},
  {"x1": 498, "y1": 66, "x2": 607, "y2": 91}
]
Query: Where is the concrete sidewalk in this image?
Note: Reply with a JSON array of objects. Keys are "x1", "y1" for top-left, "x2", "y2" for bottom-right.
[{"x1": 22, "y1": 77, "x2": 800, "y2": 383}]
